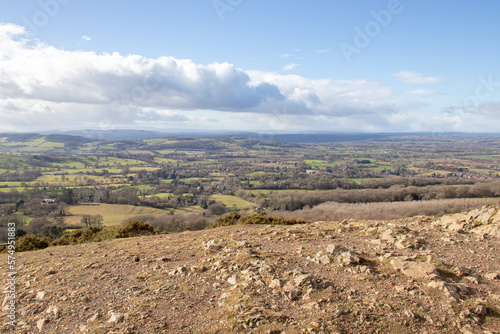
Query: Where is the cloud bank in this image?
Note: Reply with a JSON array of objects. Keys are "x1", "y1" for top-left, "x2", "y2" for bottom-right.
[
  {"x1": 392, "y1": 71, "x2": 443, "y2": 84},
  {"x1": 1, "y1": 23, "x2": 496, "y2": 133}
]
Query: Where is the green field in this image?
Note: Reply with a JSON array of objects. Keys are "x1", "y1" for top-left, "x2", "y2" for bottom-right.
[
  {"x1": 129, "y1": 167, "x2": 161, "y2": 172},
  {"x1": 209, "y1": 195, "x2": 256, "y2": 208},
  {"x1": 145, "y1": 192, "x2": 174, "y2": 199},
  {"x1": 366, "y1": 165, "x2": 393, "y2": 172},
  {"x1": 65, "y1": 203, "x2": 170, "y2": 226},
  {"x1": 3, "y1": 133, "x2": 500, "y2": 237},
  {"x1": 0, "y1": 187, "x2": 25, "y2": 192},
  {"x1": 0, "y1": 181, "x2": 24, "y2": 187},
  {"x1": 64, "y1": 202, "x2": 209, "y2": 227},
  {"x1": 154, "y1": 157, "x2": 177, "y2": 164}
]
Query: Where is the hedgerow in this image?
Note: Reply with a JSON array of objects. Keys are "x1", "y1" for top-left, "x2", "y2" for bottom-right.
[{"x1": 209, "y1": 212, "x2": 309, "y2": 229}]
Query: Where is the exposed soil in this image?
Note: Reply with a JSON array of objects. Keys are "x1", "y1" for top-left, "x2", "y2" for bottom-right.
[{"x1": 2, "y1": 206, "x2": 500, "y2": 333}]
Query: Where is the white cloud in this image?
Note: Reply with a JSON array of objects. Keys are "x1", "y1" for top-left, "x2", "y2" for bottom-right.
[
  {"x1": 393, "y1": 71, "x2": 443, "y2": 84},
  {"x1": 0, "y1": 23, "x2": 25, "y2": 39},
  {"x1": 6, "y1": 23, "x2": 486, "y2": 133},
  {"x1": 444, "y1": 100, "x2": 500, "y2": 119},
  {"x1": 403, "y1": 89, "x2": 439, "y2": 96},
  {"x1": 82, "y1": 36, "x2": 91, "y2": 41},
  {"x1": 248, "y1": 71, "x2": 395, "y2": 117},
  {"x1": 315, "y1": 49, "x2": 330, "y2": 54},
  {"x1": 282, "y1": 63, "x2": 298, "y2": 71},
  {"x1": 0, "y1": 25, "x2": 284, "y2": 111}
]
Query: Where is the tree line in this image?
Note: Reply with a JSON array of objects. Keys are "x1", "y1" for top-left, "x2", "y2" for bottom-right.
[{"x1": 254, "y1": 181, "x2": 500, "y2": 211}]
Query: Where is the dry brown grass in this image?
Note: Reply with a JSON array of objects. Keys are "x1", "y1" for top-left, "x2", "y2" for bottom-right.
[{"x1": 276, "y1": 197, "x2": 500, "y2": 221}]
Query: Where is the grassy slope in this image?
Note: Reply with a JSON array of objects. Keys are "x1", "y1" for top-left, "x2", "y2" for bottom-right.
[
  {"x1": 65, "y1": 203, "x2": 170, "y2": 226},
  {"x1": 64, "y1": 203, "x2": 205, "y2": 226},
  {"x1": 209, "y1": 194, "x2": 256, "y2": 208}
]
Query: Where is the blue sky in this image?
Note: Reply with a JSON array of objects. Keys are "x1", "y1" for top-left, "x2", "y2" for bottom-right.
[{"x1": 0, "y1": 0, "x2": 499, "y2": 134}]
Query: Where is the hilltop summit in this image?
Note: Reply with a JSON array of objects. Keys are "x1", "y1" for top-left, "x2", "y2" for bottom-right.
[{"x1": 2, "y1": 207, "x2": 500, "y2": 333}]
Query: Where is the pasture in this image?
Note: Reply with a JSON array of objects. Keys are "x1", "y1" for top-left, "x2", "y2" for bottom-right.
[
  {"x1": 209, "y1": 194, "x2": 256, "y2": 209},
  {"x1": 65, "y1": 203, "x2": 170, "y2": 226}
]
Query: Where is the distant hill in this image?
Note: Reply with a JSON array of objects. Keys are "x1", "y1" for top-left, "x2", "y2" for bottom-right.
[
  {"x1": 59, "y1": 130, "x2": 405, "y2": 143},
  {"x1": 0, "y1": 133, "x2": 43, "y2": 142},
  {"x1": 224, "y1": 132, "x2": 403, "y2": 143},
  {"x1": 2, "y1": 130, "x2": 480, "y2": 145},
  {"x1": 61, "y1": 129, "x2": 169, "y2": 141},
  {"x1": 0, "y1": 133, "x2": 99, "y2": 152},
  {"x1": 45, "y1": 134, "x2": 95, "y2": 144}
]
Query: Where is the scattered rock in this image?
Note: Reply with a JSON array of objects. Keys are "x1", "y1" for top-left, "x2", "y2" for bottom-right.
[
  {"x1": 269, "y1": 279, "x2": 282, "y2": 289},
  {"x1": 204, "y1": 239, "x2": 224, "y2": 251},
  {"x1": 381, "y1": 229, "x2": 396, "y2": 244},
  {"x1": 404, "y1": 310, "x2": 416, "y2": 318},
  {"x1": 434, "y1": 205, "x2": 500, "y2": 237},
  {"x1": 472, "y1": 305, "x2": 488, "y2": 316},
  {"x1": 135, "y1": 271, "x2": 149, "y2": 280},
  {"x1": 456, "y1": 284, "x2": 469, "y2": 295},
  {"x1": 326, "y1": 244, "x2": 338, "y2": 254},
  {"x1": 169, "y1": 266, "x2": 188, "y2": 276},
  {"x1": 293, "y1": 274, "x2": 312, "y2": 287},
  {"x1": 285, "y1": 288, "x2": 301, "y2": 301},
  {"x1": 36, "y1": 291, "x2": 46, "y2": 300},
  {"x1": 36, "y1": 319, "x2": 47, "y2": 332},
  {"x1": 87, "y1": 313, "x2": 99, "y2": 323},
  {"x1": 317, "y1": 253, "x2": 332, "y2": 265},
  {"x1": 390, "y1": 257, "x2": 440, "y2": 279},
  {"x1": 464, "y1": 275, "x2": 481, "y2": 284},
  {"x1": 453, "y1": 266, "x2": 472, "y2": 276},
  {"x1": 339, "y1": 251, "x2": 360, "y2": 266},
  {"x1": 10, "y1": 206, "x2": 500, "y2": 333},
  {"x1": 207, "y1": 244, "x2": 222, "y2": 251},
  {"x1": 46, "y1": 305, "x2": 60, "y2": 318},
  {"x1": 45, "y1": 268, "x2": 57, "y2": 275},
  {"x1": 107, "y1": 312, "x2": 124, "y2": 324},
  {"x1": 348, "y1": 265, "x2": 371, "y2": 275},
  {"x1": 485, "y1": 272, "x2": 500, "y2": 280},
  {"x1": 427, "y1": 281, "x2": 460, "y2": 300},
  {"x1": 227, "y1": 275, "x2": 237, "y2": 285},
  {"x1": 302, "y1": 301, "x2": 319, "y2": 310}
]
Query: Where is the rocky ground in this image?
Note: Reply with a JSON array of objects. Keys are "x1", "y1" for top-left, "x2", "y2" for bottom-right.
[{"x1": 2, "y1": 205, "x2": 500, "y2": 333}]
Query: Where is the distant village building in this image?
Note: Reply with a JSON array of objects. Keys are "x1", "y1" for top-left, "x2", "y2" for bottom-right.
[{"x1": 41, "y1": 199, "x2": 56, "y2": 205}]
